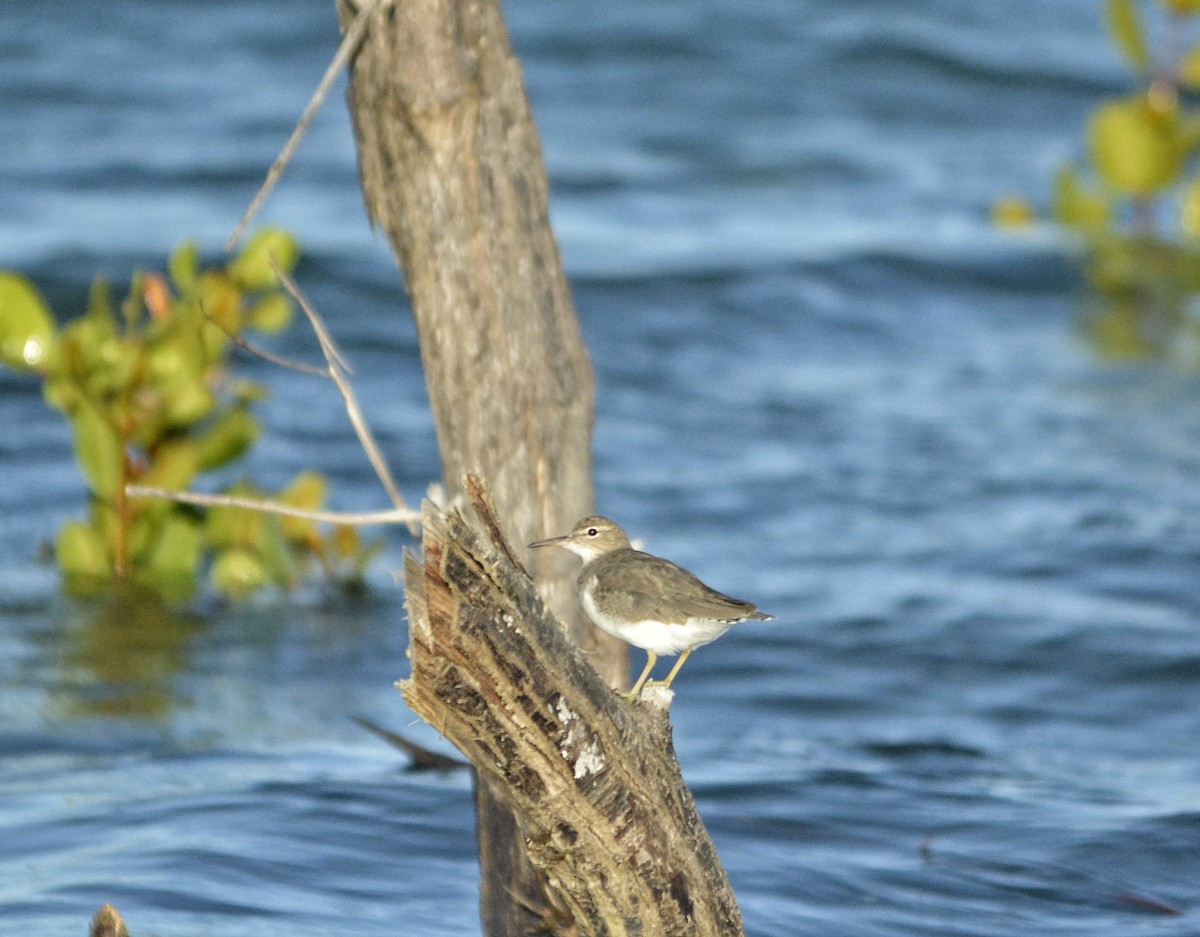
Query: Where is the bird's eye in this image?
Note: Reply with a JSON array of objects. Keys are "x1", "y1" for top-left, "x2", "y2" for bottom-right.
[{"x1": 587, "y1": 528, "x2": 598, "y2": 536}]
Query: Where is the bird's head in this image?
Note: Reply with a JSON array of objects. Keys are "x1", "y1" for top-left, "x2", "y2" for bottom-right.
[{"x1": 529, "y1": 515, "x2": 631, "y2": 562}]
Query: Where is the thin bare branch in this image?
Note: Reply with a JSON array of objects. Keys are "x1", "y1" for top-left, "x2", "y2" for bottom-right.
[
  {"x1": 146, "y1": 259, "x2": 416, "y2": 534},
  {"x1": 273, "y1": 259, "x2": 354, "y2": 374},
  {"x1": 225, "y1": 0, "x2": 392, "y2": 251},
  {"x1": 126, "y1": 485, "x2": 420, "y2": 527},
  {"x1": 271, "y1": 259, "x2": 413, "y2": 527},
  {"x1": 230, "y1": 332, "x2": 330, "y2": 377},
  {"x1": 203, "y1": 301, "x2": 331, "y2": 377}
]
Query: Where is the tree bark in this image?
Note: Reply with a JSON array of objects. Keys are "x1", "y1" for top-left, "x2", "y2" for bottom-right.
[
  {"x1": 332, "y1": 0, "x2": 623, "y2": 665},
  {"x1": 334, "y1": 0, "x2": 627, "y2": 932},
  {"x1": 405, "y1": 492, "x2": 744, "y2": 936}
]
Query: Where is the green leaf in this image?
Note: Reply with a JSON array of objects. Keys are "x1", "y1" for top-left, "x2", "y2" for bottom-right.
[
  {"x1": 160, "y1": 380, "x2": 216, "y2": 427},
  {"x1": 257, "y1": 515, "x2": 297, "y2": 588},
  {"x1": 1178, "y1": 112, "x2": 1200, "y2": 158},
  {"x1": 194, "y1": 407, "x2": 259, "y2": 470},
  {"x1": 88, "y1": 500, "x2": 121, "y2": 557},
  {"x1": 85, "y1": 277, "x2": 116, "y2": 327},
  {"x1": 138, "y1": 440, "x2": 202, "y2": 492},
  {"x1": 1052, "y1": 164, "x2": 1111, "y2": 232},
  {"x1": 169, "y1": 240, "x2": 200, "y2": 292},
  {"x1": 0, "y1": 273, "x2": 57, "y2": 371},
  {"x1": 56, "y1": 520, "x2": 110, "y2": 580},
  {"x1": 126, "y1": 508, "x2": 157, "y2": 560},
  {"x1": 43, "y1": 376, "x2": 82, "y2": 414},
  {"x1": 71, "y1": 404, "x2": 124, "y2": 499},
  {"x1": 1180, "y1": 44, "x2": 1200, "y2": 90},
  {"x1": 227, "y1": 228, "x2": 300, "y2": 290},
  {"x1": 205, "y1": 482, "x2": 265, "y2": 548},
  {"x1": 83, "y1": 335, "x2": 140, "y2": 400},
  {"x1": 1089, "y1": 96, "x2": 1183, "y2": 196},
  {"x1": 330, "y1": 523, "x2": 362, "y2": 560},
  {"x1": 196, "y1": 271, "x2": 242, "y2": 349},
  {"x1": 1181, "y1": 175, "x2": 1200, "y2": 236},
  {"x1": 991, "y1": 194, "x2": 1035, "y2": 229},
  {"x1": 245, "y1": 293, "x2": 293, "y2": 333},
  {"x1": 61, "y1": 314, "x2": 118, "y2": 385},
  {"x1": 1083, "y1": 298, "x2": 1158, "y2": 360},
  {"x1": 121, "y1": 271, "x2": 146, "y2": 330},
  {"x1": 144, "y1": 513, "x2": 202, "y2": 582},
  {"x1": 1107, "y1": 0, "x2": 1150, "y2": 73},
  {"x1": 279, "y1": 471, "x2": 326, "y2": 543},
  {"x1": 145, "y1": 338, "x2": 199, "y2": 384},
  {"x1": 1163, "y1": 0, "x2": 1200, "y2": 15},
  {"x1": 211, "y1": 547, "x2": 270, "y2": 598}
]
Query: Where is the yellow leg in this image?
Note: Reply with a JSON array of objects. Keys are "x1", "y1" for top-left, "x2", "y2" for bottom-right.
[
  {"x1": 659, "y1": 647, "x2": 695, "y2": 689},
  {"x1": 625, "y1": 652, "x2": 658, "y2": 700}
]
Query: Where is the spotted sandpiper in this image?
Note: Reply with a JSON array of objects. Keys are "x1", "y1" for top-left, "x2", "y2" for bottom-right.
[{"x1": 530, "y1": 516, "x2": 773, "y2": 699}]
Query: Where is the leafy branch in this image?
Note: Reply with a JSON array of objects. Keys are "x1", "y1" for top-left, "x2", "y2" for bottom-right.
[
  {"x1": 0, "y1": 230, "x2": 409, "y2": 599},
  {"x1": 997, "y1": 0, "x2": 1200, "y2": 362}
]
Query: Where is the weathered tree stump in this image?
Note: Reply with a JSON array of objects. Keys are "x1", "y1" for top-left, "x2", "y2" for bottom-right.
[{"x1": 403, "y1": 495, "x2": 744, "y2": 936}]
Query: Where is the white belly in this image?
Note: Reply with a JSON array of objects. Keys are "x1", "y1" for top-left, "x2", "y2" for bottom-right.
[{"x1": 582, "y1": 590, "x2": 734, "y2": 656}]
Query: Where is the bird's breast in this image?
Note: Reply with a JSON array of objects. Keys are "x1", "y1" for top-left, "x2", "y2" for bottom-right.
[{"x1": 579, "y1": 587, "x2": 735, "y2": 656}]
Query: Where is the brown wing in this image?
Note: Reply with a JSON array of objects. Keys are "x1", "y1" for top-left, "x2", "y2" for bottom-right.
[{"x1": 588, "y1": 550, "x2": 772, "y2": 623}]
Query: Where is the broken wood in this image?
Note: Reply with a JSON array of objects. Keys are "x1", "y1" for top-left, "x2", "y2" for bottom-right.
[{"x1": 403, "y1": 498, "x2": 745, "y2": 937}]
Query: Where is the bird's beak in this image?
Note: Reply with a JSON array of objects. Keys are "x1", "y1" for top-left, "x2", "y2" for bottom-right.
[{"x1": 528, "y1": 534, "x2": 570, "y2": 549}]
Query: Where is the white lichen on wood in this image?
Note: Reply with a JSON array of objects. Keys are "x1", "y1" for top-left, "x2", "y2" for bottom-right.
[{"x1": 554, "y1": 696, "x2": 607, "y2": 780}]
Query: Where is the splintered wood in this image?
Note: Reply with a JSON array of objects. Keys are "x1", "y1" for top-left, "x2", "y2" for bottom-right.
[{"x1": 402, "y1": 503, "x2": 745, "y2": 937}]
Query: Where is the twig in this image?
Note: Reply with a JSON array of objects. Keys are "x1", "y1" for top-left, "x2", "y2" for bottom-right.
[
  {"x1": 133, "y1": 262, "x2": 418, "y2": 534},
  {"x1": 272, "y1": 257, "x2": 353, "y2": 373},
  {"x1": 225, "y1": 0, "x2": 392, "y2": 251},
  {"x1": 136, "y1": 0, "x2": 421, "y2": 546},
  {"x1": 126, "y1": 485, "x2": 420, "y2": 527},
  {"x1": 271, "y1": 258, "x2": 414, "y2": 530},
  {"x1": 229, "y1": 332, "x2": 330, "y2": 377},
  {"x1": 202, "y1": 301, "x2": 331, "y2": 377}
]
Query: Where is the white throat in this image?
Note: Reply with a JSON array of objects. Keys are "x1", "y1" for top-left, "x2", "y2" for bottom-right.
[{"x1": 563, "y1": 541, "x2": 611, "y2": 563}]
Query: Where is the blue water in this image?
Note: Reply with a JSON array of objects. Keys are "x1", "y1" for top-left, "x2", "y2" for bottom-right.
[{"x1": 3, "y1": 0, "x2": 1199, "y2": 934}]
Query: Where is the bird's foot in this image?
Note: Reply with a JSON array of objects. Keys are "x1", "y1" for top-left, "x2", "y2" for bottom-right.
[{"x1": 624, "y1": 679, "x2": 674, "y2": 703}]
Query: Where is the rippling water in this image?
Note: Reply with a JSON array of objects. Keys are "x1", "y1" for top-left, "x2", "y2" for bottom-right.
[{"x1": 3, "y1": 1, "x2": 1199, "y2": 934}]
